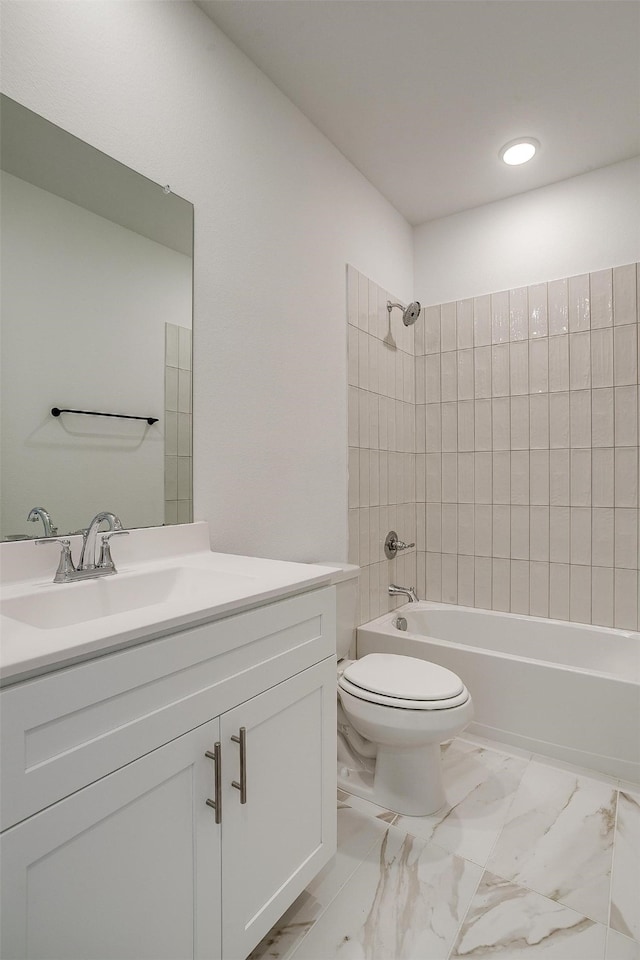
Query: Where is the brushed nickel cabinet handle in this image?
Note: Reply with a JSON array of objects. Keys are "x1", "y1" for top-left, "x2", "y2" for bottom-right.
[
  {"x1": 231, "y1": 727, "x2": 247, "y2": 804},
  {"x1": 205, "y1": 742, "x2": 222, "y2": 823}
]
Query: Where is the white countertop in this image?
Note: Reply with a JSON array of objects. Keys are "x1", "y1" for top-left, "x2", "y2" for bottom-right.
[{"x1": 0, "y1": 523, "x2": 335, "y2": 685}]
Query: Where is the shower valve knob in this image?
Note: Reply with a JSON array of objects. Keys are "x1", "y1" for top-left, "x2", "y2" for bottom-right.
[{"x1": 384, "y1": 530, "x2": 415, "y2": 558}]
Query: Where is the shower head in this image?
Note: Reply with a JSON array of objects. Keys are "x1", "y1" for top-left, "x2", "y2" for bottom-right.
[{"x1": 387, "y1": 300, "x2": 422, "y2": 326}]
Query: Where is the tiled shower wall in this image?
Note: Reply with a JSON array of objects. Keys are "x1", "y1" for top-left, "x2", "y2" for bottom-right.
[
  {"x1": 348, "y1": 263, "x2": 640, "y2": 630},
  {"x1": 416, "y1": 264, "x2": 639, "y2": 630},
  {"x1": 347, "y1": 266, "x2": 417, "y2": 623},
  {"x1": 164, "y1": 322, "x2": 193, "y2": 525}
]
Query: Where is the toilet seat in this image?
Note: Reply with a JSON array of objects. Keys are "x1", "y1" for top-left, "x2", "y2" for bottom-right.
[{"x1": 338, "y1": 654, "x2": 469, "y2": 711}]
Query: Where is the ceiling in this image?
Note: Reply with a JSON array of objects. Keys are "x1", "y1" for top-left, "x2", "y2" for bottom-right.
[{"x1": 196, "y1": 0, "x2": 640, "y2": 226}]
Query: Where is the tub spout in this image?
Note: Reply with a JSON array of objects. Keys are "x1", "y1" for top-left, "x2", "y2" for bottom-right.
[{"x1": 389, "y1": 584, "x2": 419, "y2": 603}]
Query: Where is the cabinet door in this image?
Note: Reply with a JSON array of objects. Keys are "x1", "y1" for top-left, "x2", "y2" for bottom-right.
[
  {"x1": 1, "y1": 719, "x2": 222, "y2": 960},
  {"x1": 221, "y1": 657, "x2": 337, "y2": 960}
]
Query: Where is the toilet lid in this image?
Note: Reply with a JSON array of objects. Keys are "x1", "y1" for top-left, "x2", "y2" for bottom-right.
[{"x1": 342, "y1": 653, "x2": 464, "y2": 701}]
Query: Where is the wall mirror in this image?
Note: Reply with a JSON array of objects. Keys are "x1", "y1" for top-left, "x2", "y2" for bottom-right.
[{"x1": 0, "y1": 95, "x2": 194, "y2": 541}]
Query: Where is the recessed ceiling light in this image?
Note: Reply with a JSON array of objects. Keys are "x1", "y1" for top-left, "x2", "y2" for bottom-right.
[{"x1": 499, "y1": 138, "x2": 540, "y2": 165}]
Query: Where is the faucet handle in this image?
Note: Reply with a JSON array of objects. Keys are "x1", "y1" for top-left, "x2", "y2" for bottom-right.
[
  {"x1": 35, "y1": 538, "x2": 76, "y2": 582},
  {"x1": 97, "y1": 530, "x2": 130, "y2": 571}
]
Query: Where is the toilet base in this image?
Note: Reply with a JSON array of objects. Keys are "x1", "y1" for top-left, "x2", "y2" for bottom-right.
[{"x1": 337, "y1": 742, "x2": 446, "y2": 816}]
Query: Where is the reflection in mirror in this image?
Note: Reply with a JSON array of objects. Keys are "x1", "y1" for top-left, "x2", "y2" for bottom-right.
[{"x1": 0, "y1": 96, "x2": 194, "y2": 541}]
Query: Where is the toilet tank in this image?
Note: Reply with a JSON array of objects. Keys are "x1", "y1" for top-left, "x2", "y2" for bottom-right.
[{"x1": 316, "y1": 563, "x2": 360, "y2": 660}]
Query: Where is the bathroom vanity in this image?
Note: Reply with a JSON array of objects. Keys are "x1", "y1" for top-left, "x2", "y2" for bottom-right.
[{"x1": 0, "y1": 524, "x2": 337, "y2": 960}]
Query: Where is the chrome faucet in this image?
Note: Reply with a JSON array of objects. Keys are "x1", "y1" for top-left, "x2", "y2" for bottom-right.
[
  {"x1": 388, "y1": 584, "x2": 419, "y2": 603},
  {"x1": 78, "y1": 512, "x2": 124, "y2": 570},
  {"x1": 27, "y1": 507, "x2": 57, "y2": 538},
  {"x1": 36, "y1": 511, "x2": 128, "y2": 583}
]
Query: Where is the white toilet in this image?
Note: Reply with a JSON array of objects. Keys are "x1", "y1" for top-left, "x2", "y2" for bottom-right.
[{"x1": 322, "y1": 563, "x2": 473, "y2": 816}]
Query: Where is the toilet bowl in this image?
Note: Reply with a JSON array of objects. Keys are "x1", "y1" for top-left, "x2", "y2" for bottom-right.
[{"x1": 320, "y1": 563, "x2": 473, "y2": 816}]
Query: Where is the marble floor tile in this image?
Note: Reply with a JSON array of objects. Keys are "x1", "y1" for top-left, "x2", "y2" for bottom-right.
[
  {"x1": 450, "y1": 871, "x2": 607, "y2": 959},
  {"x1": 530, "y1": 753, "x2": 621, "y2": 790},
  {"x1": 487, "y1": 760, "x2": 617, "y2": 924},
  {"x1": 393, "y1": 739, "x2": 530, "y2": 866},
  {"x1": 606, "y1": 930, "x2": 640, "y2": 960},
  {"x1": 249, "y1": 798, "x2": 392, "y2": 960},
  {"x1": 610, "y1": 789, "x2": 640, "y2": 943},
  {"x1": 288, "y1": 826, "x2": 482, "y2": 960},
  {"x1": 338, "y1": 789, "x2": 398, "y2": 824}
]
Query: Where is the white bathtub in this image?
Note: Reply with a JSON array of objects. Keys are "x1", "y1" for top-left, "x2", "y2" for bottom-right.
[{"x1": 357, "y1": 603, "x2": 640, "y2": 782}]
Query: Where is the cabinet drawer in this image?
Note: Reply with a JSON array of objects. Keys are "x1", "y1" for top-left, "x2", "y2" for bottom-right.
[{"x1": 1, "y1": 586, "x2": 335, "y2": 831}]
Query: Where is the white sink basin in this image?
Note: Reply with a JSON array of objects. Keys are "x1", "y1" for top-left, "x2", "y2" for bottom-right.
[{"x1": 1, "y1": 566, "x2": 255, "y2": 629}]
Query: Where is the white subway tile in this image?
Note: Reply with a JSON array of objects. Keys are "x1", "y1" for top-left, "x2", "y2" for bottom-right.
[
  {"x1": 474, "y1": 346, "x2": 492, "y2": 399},
  {"x1": 348, "y1": 508, "x2": 359, "y2": 564},
  {"x1": 359, "y1": 448, "x2": 370, "y2": 506},
  {"x1": 615, "y1": 508, "x2": 638, "y2": 569},
  {"x1": 458, "y1": 349, "x2": 475, "y2": 400},
  {"x1": 491, "y1": 290, "x2": 510, "y2": 344},
  {"x1": 475, "y1": 557, "x2": 493, "y2": 609},
  {"x1": 441, "y1": 351, "x2": 457, "y2": 402},
  {"x1": 348, "y1": 325, "x2": 359, "y2": 386},
  {"x1": 425, "y1": 305, "x2": 441, "y2": 355},
  {"x1": 369, "y1": 394, "x2": 379, "y2": 450},
  {"x1": 475, "y1": 400, "x2": 492, "y2": 451},
  {"x1": 613, "y1": 263, "x2": 637, "y2": 325},
  {"x1": 615, "y1": 385, "x2": 638, "y2": 446},
  {"x1": 570, "y1": 390, "x2": 591, "y2": 448},
  {"x1": 457, "y1": 299, "x2": 474, "y2": 349},
  {"x1": 530, "y1": 506, "x2": 550, "y2": 561},
  {"x1": 492, "y1": 504, "x2": 511, "y2": 558},
  {"x1": 511, "y1": 560, "x2": 530, "y2": 613},
  {"x1": 358, "y1": 389, "x2": 370, "y2": 448},
  {"x1": 570, "y1": 506, "x2": 591, "y2": 565},
  {"x1": 570, "y1": 448, "x2": 591, "y2": 505},
  {"x1": 368, "y1": 336, "x2": 379, "y2": 395},
  {"x1": 509, "y1": 287, "x2": 529, "y2": 341},
  {"x1": 358, "y1": 330, "x2": 370, "y2": 390},
  {"x1": 530, "y1": 394, "x2": 550, "y2": 449},
  {"x1": 530, "y1": 561, "x2": 550, "y2": 617},
  {"x1": 458, "y1": 555, "x2": 475, "y2": 606},
  {"x1": 529, "y1": 338, "x2": 549, "y2": 393},
  {"x1": 511, "y1": 505, "x2": 530, "y2": 559},
  {"x1": 590, "y1": 268, "x2": 613, "y2": 329},
  {"x1": 368, "y1": 280, "x2": 380, "y2": 337},
  {"x1": 591, "y1": 567, "x2": 614, "y2": 627},
  {"x1": 441, "y1": 554, "x2": 458, "y2": 603},
  {"x1": 614, "y1": 568, "x2": 638, "y2": 629},
  {"x1": 415, "y1": 404, "x2": 426, "y2": 454},
  {"x1": 570, "y1": 565, "x2": 591, "y2": 624},
  {"x1": 475, "y1": 452, "x2": 492, "y2": 503},
  {"x1": 592, "y1": 508, "x2": 614, "y2": 567},
  {"x1": 492, "y1": 397, "x2": 511, "y2": 450},
  {"x1": 441, "y1": 302, "x2": 457, "y2": 352},
  {"x1": 549, "y1": 507, "x2": 570, "y2": 563},
  {"x1": 592, "y1": 388, "x2": 614, "y2": 447},
  {"x1": 528, "y1": 282, "x2": 548, "y2": 339},
  {"x1": 458, "y1": 504, "x2": 475, "y2": 556},
  {"x1": 568, "y1": 274, "x2": 590, "y2": 332},
  {"x1": 426, "y1": 503, "x2": 442, "y2": 552},
  {"x1": 348, "y1": 386, "x2": 359, "y2": 445},
  {"x1": 614, "y1": 324, "x2": 638, "y2": 385},
  {"x1": 475, "y1": 504, "x2": 493, "y2": 556},
  {"x1": 359, "y1": 565, "x2": 370, "y2": 623},
  {"x1": 441, "y1": 402, "x2": 458, "y2": 452},
  {"x1": 510, "y1": 341, "x2": 529, "y2": 395},
  {"x1": 348, "y1": 447, "x2": 360, "y2": 508},
  {"x1": 549, "y1": 393, "x2": 570, "y2": 448},
  {"x1": 358, "y1": 507, "x2": 370, "y2": 565},
  {"x1": 425, "y1": 552, "x2": 442, "y2": 601},
  {"x1": 549, "y1": 449, "x2": 570, "y2": 506},
  {"x1": 549, "y1": 335, "x2": 570, "y2": 392},
  {"x1": 492, "y1": 558, "x2": 511, "y2": 610},
  {"x1": 592, "y1": 448, "x2": 614, "y2": 507},
  {"x1": 530, "y1": 450, "x2": 550, "y2": 505},
  {"x1": 615, "y1": 447, "x2": 638, "y2": 507},
  {"x1": 457, "y1": 452, "x2": 474, "y2": 503},
  {"x1": 511, "y1": 396, "x2": 530, "y2": 450},
  {"x1": 441, "y1": 453, "x2": 458, "y2": 503},
  {"x1": 569, "y1": 332, "x2": 591, "y2": 390},
  {"x1": 425, "y1": 354, "x2": 441, "y2": 402},
  {"x1": 493, "y1": 451, "x2": 511, "y2": 504},
  {"x1": 492, "y1": 343, "x2": 510, "y2": 397},
  {"x1": 379, "y1": 451, "x2": 389, "y2": 504},
  {"x1": 425, "y1": 403, "x2": 441, "y2": 453},
  {"x1": 458, "y1": 401, "x2": 475, "y2": 451},
  {"x1": 590, "y1": 327, "x2": 614, "y2": 388},
  {"x1": 549, "y1": 562, "x2": 570, "y2": 620},
  {"x1": 370, "y1": 450, "x2": 380, "y2": 506},
  {"x1": 369, "y1": 506, "x2": 382, "y2": 563},
  {"x1": 548, "y1": 278, "x2": 569, "y2": 336},
  {"x1": 474, "y1": 295, "x2": 492, "y2": 346}
]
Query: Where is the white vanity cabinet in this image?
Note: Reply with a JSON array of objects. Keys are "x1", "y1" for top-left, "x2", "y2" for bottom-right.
[{"x1": 0, "y1": 586, "x2": 337, "y2": 960}]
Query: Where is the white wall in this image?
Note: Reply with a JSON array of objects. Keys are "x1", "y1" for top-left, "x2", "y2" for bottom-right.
[
  {"x1": 0, "y1": 171, "x2": 191, "y2": 538},
  {"x1": 414, "y1": 158, "x2": 640, "y2": 306},
  {"x1": 1, "y1": 0, "x2": 413, "y2": 561}
]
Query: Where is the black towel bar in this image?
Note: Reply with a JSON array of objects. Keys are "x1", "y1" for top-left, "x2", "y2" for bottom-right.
[{"x1": 51, "y1": 407, "x2": 158, "y2": 425}]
